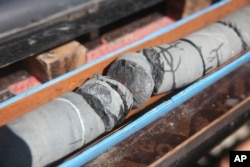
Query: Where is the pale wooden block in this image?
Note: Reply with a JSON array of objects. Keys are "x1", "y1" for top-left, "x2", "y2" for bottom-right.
[{"x1": 23, "y1": 41, "x2": 87, "y2": 82}]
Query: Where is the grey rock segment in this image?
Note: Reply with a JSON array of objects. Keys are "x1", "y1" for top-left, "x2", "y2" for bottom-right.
[
  {"x1": 220, "y1": 5, "x2": 250, "y2": 49},
  {"x1": 139, "y1": 40, "x2": 203, "y2": 94},
  {"x1": 0, "y1": 92, "x2": 105, "y2": 167},
  {"x1": 94, "y1": 74, "x2": 133, "y2": 124},
  {"x1": 57, "y1": 92, "x2": 105, "y2": 144},
  {"x1": 182, "y1": 22, "x2": 242, "y2": 73},
  {"x1": 107, "y1": 52, "x2": 155, "y2": 108},
  {"x1": 76, "y1": 76, "x2": 125, "y2": 131}
]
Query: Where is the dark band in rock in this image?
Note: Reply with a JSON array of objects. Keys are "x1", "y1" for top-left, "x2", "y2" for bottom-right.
[
  {"x1": 182, "y1": 32, "x2": 224, "y2": 73},
  {"x1": 180, "y1": 38, "x2": 206, "y2": 75},
  {"x1": 194, "y1": 23, "x2": 242, "y2": 64},
  {"x1": 106, "y1": 53, "x2": 154, "y2": 108},
  {"x1": 220, "y1": 5, "x2": 250, "y2": 49},
  {"x1": 139, "y1": 41, "x2": 203, "y2": 94},
  {"x1": 76, "y1": 77, "x2": 124, "y2": 131},
  {"x1": 181, "y1": 22, "x2": 243, "y2": 75},
  {"x1": 94, "y1": 74, "x2": 133, "y2": 124}
]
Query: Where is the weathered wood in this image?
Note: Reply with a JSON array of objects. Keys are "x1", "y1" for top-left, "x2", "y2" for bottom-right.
[
  {"x1": 183, "y1": 0, "x2": 213, "y2": 18},
  {"x1": 0, "y1": 0, "x2": 249, "y2": 126},
  {"x1": 22, "y1": 41, "x2": 87, "y2": 82},
  {"x1": 0, "y1": 0, "x2": 165, "y2": 68},
  {"x1": 165, "y1": 0, "x2": 213, "y2": 19},
  {"x1": 151, "y1": 96, "x2": 250, "y2": 167}
]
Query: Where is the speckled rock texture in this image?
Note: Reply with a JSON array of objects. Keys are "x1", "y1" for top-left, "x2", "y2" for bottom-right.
[
  {"x1": 95, "y1": 74, "x2": 133, "y2": 124},
  {"x1": 107, "y1": 53, "x2": 154, "y2": 108},
  {"x1": 76, "y1": 75, "x2": 126, "y2": 131}
]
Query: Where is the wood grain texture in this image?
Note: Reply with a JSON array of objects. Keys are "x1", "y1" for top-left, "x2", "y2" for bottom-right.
[
  {"x1": 0, "y1": 0, "x2": 249, "y2": 126},
  {"x1": 22, "y1": 41, "x2": 87, "y2": 82},
  {"x1": 151, "y1": 96, "x2": 250, "y2": 167},
  {"x1": 182, "y1": 0, "x2": 213, "y2": 18}
]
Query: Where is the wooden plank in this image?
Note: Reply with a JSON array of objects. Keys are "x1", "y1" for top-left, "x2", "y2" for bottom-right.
[
  {"x1": 0, "y1": 0, "x2": 249, "y2": 126},
  {"x1": 22, "y1": 41, "x2": 87, "y2": 82},
  {"x1": 150, "y1": 96, "x2": 250, "y2": 167},
  {"x1": 142, "y1": 0, "x2": 249, "y2": 48},
  {"x1": 182, "y1": 0, "x2": 213, "y2": 18},
  {"x1": 165, "y1": 0, "x2": 213, "y2": 18}
]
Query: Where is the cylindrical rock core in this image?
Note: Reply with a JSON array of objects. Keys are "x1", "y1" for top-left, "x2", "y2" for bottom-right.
[
  {"x1": 220, "y1": 5, "x2": 250, "y2": 49},
  {"x1": 94, "y1": 74, "x2": 133, "y2": 123},
  {"x1": 76, "y1": 76, "x2": 125, "y2": 131},
  {"x1": 0, "y1": 92, "x2": 105, "y2": 167},
  {"x1": 191, "y1": 23, "x2": 243, "y2": 63},
  {"x1": 139, "y1": 40, "x2": 203, "y2": 94},
  {"x1": 106, "y1": 52, "x2": 154, "y2": 108},
  {"x1": 182, "y1": 22, "x2": 242, "y2": 73}
]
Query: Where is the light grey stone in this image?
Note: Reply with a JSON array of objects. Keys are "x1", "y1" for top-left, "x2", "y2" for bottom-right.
[
  {"x1": 0, "y1": 92, "x2": 104, "y2": 167},
  {"x1": 220, "y1": 5, "x2": 250, "y2": 48},
  {"x1": 139, "y1": 40, "x2": 203, "y2": 94}
]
